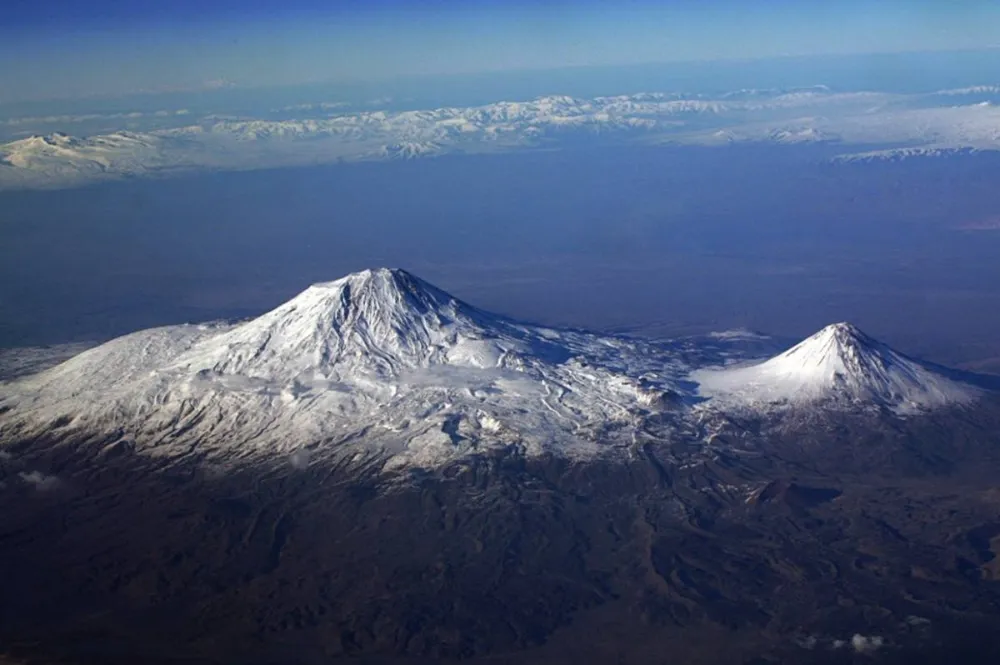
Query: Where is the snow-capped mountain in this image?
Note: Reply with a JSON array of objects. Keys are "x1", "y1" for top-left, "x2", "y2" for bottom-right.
[
  {"x1": 692, "y1": 322, "x2": 980, "y2": 414},
  {"x1": 8, "y1": 86, "x2": 1000, "y2": 189},
  {"x1": 0, "y1": 275, "x2": 989, "y2": 472},
  {"x1": 833, "y1": 146, "x2": 984, "y2": 163},
  {"x1": 157, "y1": 268, "x2": 558, "y2": 381},
  {"x1": 376, "y1": 141, "x2": 443, "y2": 159},
  {"x1": 0, "y1": 269, "x2": 690, "y2": 470},
  {"x1": 0, "y1": 131, "x2": 165, "y2": 173}
]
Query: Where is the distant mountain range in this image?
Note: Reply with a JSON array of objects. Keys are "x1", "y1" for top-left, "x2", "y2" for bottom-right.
[{"x1": 3, "y1": 85, "x2": 1000, "y2": 189}]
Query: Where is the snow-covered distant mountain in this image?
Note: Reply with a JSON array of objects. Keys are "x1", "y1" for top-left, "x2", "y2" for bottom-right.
[
  {"x1": 693, "y1": 322, "x2": 980, "y2": 414},
  {"x1": 933, "y1": 85, "x2": 1000, "y2": 97},
  {"x1": 0, "y1": 271, "x2": 989, "y2": 473},
  {"x1": 680, "y1": 102, "x2": 1000, "y2": 152},
  {"x1": 832, "y1": 146, "x2": 984, "y2": 163},
  {"x1": 376, "y1": 141, "x2": 443, "y2": 160},
  {"x1": 0, "y1": 94, "x2": 681, "y2": 188},
  {"x1": 1, "y1": 131, "x2": 163, "y2": 168},
  {"x1": 5, "y1": 86, "x2": 1000, "y2": 189},
  {"x1": 0, "y1": 131, "x2": 174, "y2": 187},
  {"x1": 699, "y1": 125, "x2": 836, "y2": 145}
]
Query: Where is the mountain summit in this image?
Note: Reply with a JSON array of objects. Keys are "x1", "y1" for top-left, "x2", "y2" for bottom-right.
[
  {"x1": 170, "y1": 268, "x2": 525, "y2": 381},
  {"x1": 692, "y1": 322, "x2": 980, "y2": 413}
]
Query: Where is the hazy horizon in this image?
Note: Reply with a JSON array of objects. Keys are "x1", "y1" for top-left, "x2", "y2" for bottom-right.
[{"x1": 3, "y1": 0, "x2": 1000, "y2": 103}]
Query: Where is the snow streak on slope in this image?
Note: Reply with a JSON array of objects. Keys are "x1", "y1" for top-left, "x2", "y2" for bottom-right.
[{"x1": 693, "y1": 323, "x2": 980, "y2": 414}]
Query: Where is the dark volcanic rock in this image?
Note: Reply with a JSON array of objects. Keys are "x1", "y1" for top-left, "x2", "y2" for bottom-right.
[{"x1": 3, "y1": 407, "x2": 1000, "y2": 665}]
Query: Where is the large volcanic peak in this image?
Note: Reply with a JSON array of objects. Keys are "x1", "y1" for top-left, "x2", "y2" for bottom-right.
[
  {"x1": 167, "y1": 268, "x2": 519, "y2": 381},
  {"x1": 0, "y1": 268, "x2": 680, "y2": 468}
]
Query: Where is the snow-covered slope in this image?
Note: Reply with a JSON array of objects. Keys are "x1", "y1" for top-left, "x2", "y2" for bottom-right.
[
  {"x1": 156, "y1": 268, "x2": 559, "y2": 381},
  {"x1": 0, "y1": 269, "x2": 691, "y2": 470},
  {"x1": 692, "y1": 322, "x2": 980, "y2": 414},
  {"x1": 0, "y1": 131, "x2": 166, "y2": 173},
  {"x1": 0, "y1": 279, "x2": 988, "y2": 471}
]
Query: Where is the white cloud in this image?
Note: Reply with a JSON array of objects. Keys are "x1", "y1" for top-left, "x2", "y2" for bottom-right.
[
  {"x1": 850, "y1": 634, "x2": 885, "y2": 653},
  {"x1": 289, "y1": 449, "x2": 311, "y2": 469},
  {"x1": 18, "y1": 470, "x2": 59, "y2": 491}
]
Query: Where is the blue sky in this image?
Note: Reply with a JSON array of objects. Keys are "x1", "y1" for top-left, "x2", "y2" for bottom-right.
[{"x1": 2, "y1": 0, "x2": 998, "y2": 102}]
